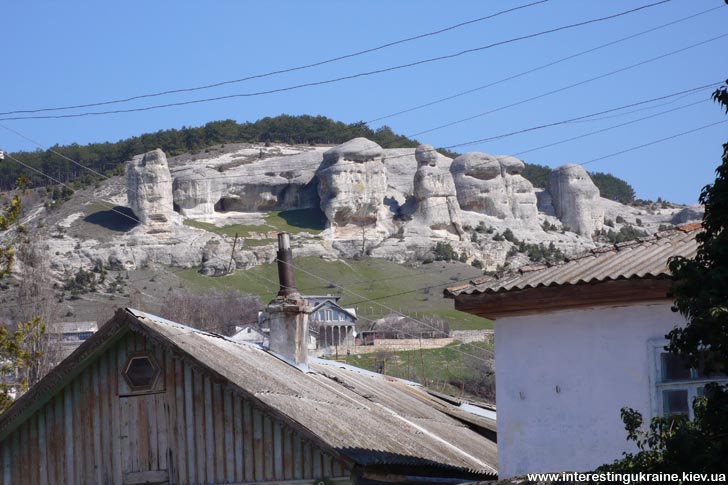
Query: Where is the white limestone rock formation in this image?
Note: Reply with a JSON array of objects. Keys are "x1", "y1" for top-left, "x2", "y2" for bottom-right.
[
  {"x1": 548, "y1": 164, "x2": 604, "y2": 238},
  {"x1": 450, "y1": 152, "x2": 539, "y2": 222},
  {"x1": 317, "y1": 138, "x2": 388, "y2": 227},
  {"x1": 412, "y1": 144, "x2": 464, "y2": 238},
  {"x1": 126, "y1": 149, "x2": 179, "y2": 228},
  {"x1": 171, "y1": 150, "x2": 323, "y2": 217}
]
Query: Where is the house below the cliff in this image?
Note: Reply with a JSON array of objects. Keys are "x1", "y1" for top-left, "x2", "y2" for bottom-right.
[
  {"x1": 305, "y1": 295, "x2": 358, "y2": 353},
  {"x1": 446, "y1": 223, "x2": 728, "y2": 478}
]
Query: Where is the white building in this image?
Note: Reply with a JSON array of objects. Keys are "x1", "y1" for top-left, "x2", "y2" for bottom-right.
[
  {"x1": 47, "y1": 321, "x2": 98, "y2": 363},
  {"x1": 446, "y1": 224, "x2": 727, "y2": 478},
  {"x1": 230, "y1": 324, "x2": 268, "y2": 346}
]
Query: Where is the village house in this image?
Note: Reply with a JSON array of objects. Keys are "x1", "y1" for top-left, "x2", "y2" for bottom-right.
[
  {"x1": 0, "y1": 234, "x2": 497, "y2": 484},
  {"x1": 46, "y1": 321, "x2": 98, "y2": 363},
  {"x1": 230, "y1": 324, "x2": 268, "y2": 347},
  {"x1": 305, "y1": 295, "x2": 358, "y2": 354},
  {"x1": 445, "y1": 224, "x2": 728, "y2": 478}
]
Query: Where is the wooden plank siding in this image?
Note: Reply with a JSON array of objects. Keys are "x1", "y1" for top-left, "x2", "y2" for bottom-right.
[{"x1": 0, "y1": 330, "x2": 352, "y2": 484}]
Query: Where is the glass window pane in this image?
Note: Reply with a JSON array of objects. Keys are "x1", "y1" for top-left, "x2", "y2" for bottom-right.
[
  {"x1": 695, "y1": 351, "x2": 727, "y2": 378},
  {"x1": 663, "y1": 389, "x2": 689, "y2": 417},
  {"x1": 661, "y1": 353, "x2": 691, "y2": 381}
]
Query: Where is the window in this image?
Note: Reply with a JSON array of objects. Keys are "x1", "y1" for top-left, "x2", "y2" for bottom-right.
[
  {"x1": 650, "y1": 340, "x2": 727, "y2": 420},
  {"x1": 122, "y1": 353, "x2": 161, "y2": 392}
]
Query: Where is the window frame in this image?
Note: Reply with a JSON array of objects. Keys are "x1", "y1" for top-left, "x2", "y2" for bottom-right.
[
  {"x1": 649, "y1": 339, "x2": 728, "y2": 420},
  {"x1": 121, "y1": 351, "x2": 162, "y2": 394}
]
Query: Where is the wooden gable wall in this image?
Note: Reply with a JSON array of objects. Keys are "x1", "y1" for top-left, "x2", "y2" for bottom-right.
[{"x1": 0, "y1": 329, "x2": 352, "y2": 485}]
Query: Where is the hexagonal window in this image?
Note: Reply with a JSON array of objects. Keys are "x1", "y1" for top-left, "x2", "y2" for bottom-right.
[{"x1": 122, "y1": 353, "x2": 160, "y2": 392}]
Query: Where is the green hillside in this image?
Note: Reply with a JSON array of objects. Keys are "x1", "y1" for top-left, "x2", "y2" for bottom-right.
[{"x1": 178, "y1": 256, "x2": 490, "y2": 330}]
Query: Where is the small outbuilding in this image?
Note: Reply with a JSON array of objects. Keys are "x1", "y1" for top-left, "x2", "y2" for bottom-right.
[
  {"x1": 0, "y1": 307, "x2": 497, "y2": 484},
  {"x1": 445, "y1": 224, "x2": 728, "y2": 478}
]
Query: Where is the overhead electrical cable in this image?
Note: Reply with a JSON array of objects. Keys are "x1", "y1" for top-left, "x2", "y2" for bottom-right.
[
  {"x1": 408, "y1": 32, "x2": 728, "y2": 137},
  {"x1": 0, "y1": 1, "x2": 549, "y2": 116},
  {"x1": 0, "y1": 0, "x2": 672, "y2": 122},
  {"x1": 2, "y1": 81, "x2": 719, "y2": 193},
  {"x1": 366, "y1": 3, "x2": 724, "y2": 124}
]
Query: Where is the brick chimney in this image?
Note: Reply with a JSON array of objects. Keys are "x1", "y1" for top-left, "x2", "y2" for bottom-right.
[{"x1": 265, "y1": 233, "x2": 310, "y2": 367}]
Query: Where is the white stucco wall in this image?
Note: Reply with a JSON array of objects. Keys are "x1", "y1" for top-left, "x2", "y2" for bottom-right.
[{"x1": 495, "y1": 301, "x2": 686, "y2": 478}]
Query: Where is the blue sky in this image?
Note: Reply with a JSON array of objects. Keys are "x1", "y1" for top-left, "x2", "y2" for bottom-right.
[{"x1": 1, "y1": 0, "x2": 726, "y2": 204}]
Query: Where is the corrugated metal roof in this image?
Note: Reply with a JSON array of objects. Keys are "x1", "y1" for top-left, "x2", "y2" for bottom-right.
[
  {"x1": 128, "y1": 309, "x2": 497, "y2": 476},
  {"x1": 445, "y1": 225, "x2": 700, "y2": 297}
]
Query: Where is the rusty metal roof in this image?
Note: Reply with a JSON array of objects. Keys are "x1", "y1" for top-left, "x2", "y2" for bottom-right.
[
  {"x1": 128, "y1": 309, "x2": 497, "y2": 476},
  {"x1": 445, "y1": 225, "x2": 700, "y2": 298}
]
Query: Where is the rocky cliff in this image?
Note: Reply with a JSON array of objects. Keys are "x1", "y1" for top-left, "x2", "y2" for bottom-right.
[
  {"x1": 126, "y1": 149, "x2": 179, "y2": 228},
  {"x1": 7, "y1": 140, "x2": 700, "y2": 286},
  {"x1": 548, "y1": 164, "x2": 604, "y2": 237},
  {"x1": 317, "y1": 138, "x2": 389, "y2": 228},
  {"x1": 450, "y1": 152, "x2": 539, "y2": 223}
]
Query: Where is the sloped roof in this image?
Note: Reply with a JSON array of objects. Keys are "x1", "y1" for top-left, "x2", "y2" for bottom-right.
[
  {"x1": 310, "y1": 299, "x2": 358, "y2": 321},
  {"x1": 445, "y1": 225, "x2": 699, "y2": 298},
  {"x1": 0, "y1": 308, "x2": 496, "y2": 478}
]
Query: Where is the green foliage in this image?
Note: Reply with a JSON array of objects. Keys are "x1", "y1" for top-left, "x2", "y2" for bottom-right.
[
  {"x1": 501, "y1": 229, "x2": 566, "y2": 264},
  {"x1": 0, "y1": 116, "x2": 427, "y2": 191},
  {"x1": 433, "y1": 242, "x2": 458, "y2": 262},
  {"x1": 600, "y1": 82, "x2": 728, "y2": 476},
  {"x1": 62, "y1": 267, "x2": 98, "y2": 297},
  {"x1": 542, "y1": 220, "x2": 560, "y2": 232},
  {"x1": 598, "y1": 384, "x2": 728, "y2": 475},
  {"x1": 0, "y1": 317, "x2": 45, "y2": 412},
  {"x1": 599, "y1": 225, "x2": 648, "y2": 244},
  {"x1": 521, "y1": 162, "x2": 553, "y2": 188},
  {"x1": 502, "y1": 228, "x2": 517, "y2": 243},
  {"x1": 471, "y1": 259, "x2": 483, "y2": 269},
  {"x1": 590, "y1": 171, "x2": 636, "y2": 203},
  {"x1": 0, "y1": 178, "x2": 27, "y2": 278},
  {"x1": 667, "y1": 82, "x2": 728, "y2": 373},
  {"x1": 520, "y1": 163, "x2": 635, "y2": 203}
]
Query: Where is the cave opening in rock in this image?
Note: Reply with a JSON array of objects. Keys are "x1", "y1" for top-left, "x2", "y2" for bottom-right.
[{"x1": 214, "y1": 197, "x2": 247, "y2": 212}]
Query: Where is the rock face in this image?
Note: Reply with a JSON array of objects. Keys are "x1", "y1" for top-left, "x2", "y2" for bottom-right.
[
  {"x1": 671, "y1": 205, "x2": 703, "y2": 225},
  {"x1": 412, "y1": 145, "x2": 464, "y2": 238},
  {"x1": 126, "y1": 149, "x2": 179, "y2": 227},
  {"x1": 172, "y1": 150, "x2": 322, "y2": 217},
  {"x1": 548, "y1": 164, "x2": 604, "y2": 237},
  {"x1": 450, "y1": 152, "x2": 538, "y2": 222},
  {"x1": 317, "y1": 138, "x2": 388, "y2": 226}
]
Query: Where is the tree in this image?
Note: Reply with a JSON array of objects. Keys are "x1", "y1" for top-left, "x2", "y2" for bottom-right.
[
  {"x1": 159, "y1": 288, "x2": 263, "y2": 336},
  {"x1": 598, "y1": 81, "x2": 728, "y2": 476},
  {"x1": 0, "y1": 317, "x2": 46, "y2": 412},
  {"x1": 0, "y1": 178, "x2": 53, "y2": 409},
  {"x1": 0, "y1": 184, "x2": 22, "y2": 278}
]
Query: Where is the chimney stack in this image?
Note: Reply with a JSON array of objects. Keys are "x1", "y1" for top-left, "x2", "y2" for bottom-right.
[{"x1": 265, "y1": 233, "x2": 310, "y2": 367}]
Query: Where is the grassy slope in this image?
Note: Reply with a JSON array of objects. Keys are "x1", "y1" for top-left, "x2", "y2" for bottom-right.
[
  {"x1": 340, "y1": 342, "x2": 494, "y2": 401},
  {"x1": 179, "y1": 256, "x2": 491, "y2": 330},
  {"x1": 183, "y1": 208, "x2": 326, "y2": 237}
]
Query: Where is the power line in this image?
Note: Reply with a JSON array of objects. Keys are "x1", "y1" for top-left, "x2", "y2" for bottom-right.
[
  {"x1": 2, "y1": 90, "x2": 723, "y2": 300},
  {"x1": 0, "y1": 1, "x2": 549, "y2": 116},
  {"x1": 408, "y1": 32, "x2": 728, "y2": 137},
  {"x1": 50, "y1": 80, "x2": 718, "y2": 193},
  {"x1": 0, "y1": 1, "x2": 672, "y2": 122},
  {"x1": 0, "y1": 123, "x2": 110, "y2": 181},
  {"x1": 2, "y1": 153, "x2": 143, "y2": 229},
  {"x1": 275, "y1": 257, "x2": 495, "y2": 365},
  {"x1": 366, "y1": 3, "x2": 725, "y2": 124}
]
